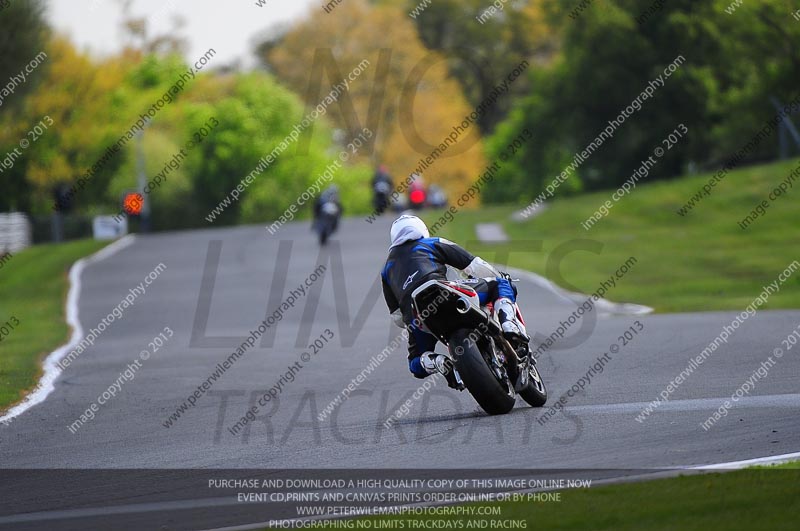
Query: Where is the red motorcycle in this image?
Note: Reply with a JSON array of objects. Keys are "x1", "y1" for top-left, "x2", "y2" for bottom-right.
[{"x1": 408, "y1": 181, "x2": 427, "y2": 210}]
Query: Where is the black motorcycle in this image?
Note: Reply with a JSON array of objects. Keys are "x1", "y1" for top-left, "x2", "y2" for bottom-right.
[
  {"x1": 373, "y1": 181, "x2": 392, "y2": 215},
  {"x1": 314, "y1": 201, "x2": 340, "y2": 246},
  {"x1": 411, "y1": 279, "x2": 547, "y2": 415}
]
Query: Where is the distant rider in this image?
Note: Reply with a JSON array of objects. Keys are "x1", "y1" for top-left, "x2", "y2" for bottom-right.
[
  {"x1": 372, "y1": 165, "x2": 393, "y2": 213},
  {"x1": 372, "y1": 165, "x2": 393, "y2": 190},
  {"x1": 313, "y1": 185, "x2": 342, "y2": 231}
]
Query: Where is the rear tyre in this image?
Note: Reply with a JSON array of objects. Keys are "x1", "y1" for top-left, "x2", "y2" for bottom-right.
[
  {"x1": 519, "y1": 363, "x2": 547, "y2": 407},
  {"x1": 448, "y1": 329, "x2": 515, "y2": 415},
  {"x1": 318, "y1": 220, "x2": 331, "y2": 246}
]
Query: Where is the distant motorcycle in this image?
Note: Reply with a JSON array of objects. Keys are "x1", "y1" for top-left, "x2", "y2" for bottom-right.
[
  {"x1": 373, "y1": 181, "x2": 392, "y2": 215},
  {"x1": 408, "y1": 184, "x2": 427, "y2": 210},
  {"x1": 411, "y1": 279, "x2": 547, "y2": 415},
  {"x1": 314, "y1": 201, "x2": 340, "y2": 246},
  {"x1": 427, "y1": 184, "x2": 447, "y2": 209}
]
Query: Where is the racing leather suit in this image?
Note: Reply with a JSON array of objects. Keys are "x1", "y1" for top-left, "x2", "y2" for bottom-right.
[{"x1": 381, "y1": 237, "x2": 517, "y2": 378}]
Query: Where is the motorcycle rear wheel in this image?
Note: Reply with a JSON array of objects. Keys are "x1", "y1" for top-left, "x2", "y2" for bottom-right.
[{"x1": 448, "y1": 329, "x2": 515, "y2": 415}]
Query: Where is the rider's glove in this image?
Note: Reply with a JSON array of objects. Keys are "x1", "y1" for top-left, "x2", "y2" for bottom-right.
[
  {"x1": 464, "y1": 257, "x2": 500, "y2": 279},
  {"x1": 420, "y1": 352, "x2": 454, "y2": 376}
]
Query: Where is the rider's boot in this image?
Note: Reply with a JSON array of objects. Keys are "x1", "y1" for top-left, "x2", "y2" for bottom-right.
[
  {"x1": 495, "y1": 298, "x2": 529, "y2": 343},
  {"x1": 420, "y1": 352, "x2": 463, "y2": 389},
  {"x1": 419, "y1": 351, "x2": 454, "y2": 376}
]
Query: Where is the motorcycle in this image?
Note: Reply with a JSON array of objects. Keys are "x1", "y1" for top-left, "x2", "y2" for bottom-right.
[
  {"x1": 427, "y1": 184, "x2": 448, "y2": 209},
  {"x1": 411, "y1": 279, "x2": 547, "y2": 415},
  {"x1": 373, "y1": 181, "x2": 392, "y2": 215},
  {"x1": 408, "y1": 185, "x2": 427, "y2": 210},
  {"x1": 314, "y1": 201, "x2": 340, "y2": 246}
]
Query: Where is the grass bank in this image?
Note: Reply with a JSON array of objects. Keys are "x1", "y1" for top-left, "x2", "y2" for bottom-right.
[
  {"x1": 265, "y1": 465, "x2": 800, "y2": 530},
  {"x1": 0, "y1": 239, "x2": 108, "y2": 412},
  {"x1": 424, "y1": 159, "x2": 800, "y2": 312}
]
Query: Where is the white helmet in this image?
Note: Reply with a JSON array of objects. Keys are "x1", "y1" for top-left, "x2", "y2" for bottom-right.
[{"x1": 390, "y1": 215, "x2": 429, "y2": 248}]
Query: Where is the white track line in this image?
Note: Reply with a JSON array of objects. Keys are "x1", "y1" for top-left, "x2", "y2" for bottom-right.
[
  {"x1": 0, "y1": 497, "x2": 238, "y2": 525},
  {"x1": 505, "y1": 265, "x2": 653, "y2": 316},
  {"x1": 0, "y1": 235, "x2": 136, "y2": 426},
  {"x1": 557, "y1": 393, "x2": 800, "y2": 416},
  {"x1": 691, "y1": 451, "x2": 800, "y2": 470}
]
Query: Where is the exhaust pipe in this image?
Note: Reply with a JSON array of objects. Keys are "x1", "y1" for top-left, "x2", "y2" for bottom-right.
[{"x1": 455, "y1": 296, "x2": 471, "y2": 314}]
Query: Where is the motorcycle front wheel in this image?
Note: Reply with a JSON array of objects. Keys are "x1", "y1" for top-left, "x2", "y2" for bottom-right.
[{"x1": 519, "y1": 362, "x2": 547, "y2": 407}]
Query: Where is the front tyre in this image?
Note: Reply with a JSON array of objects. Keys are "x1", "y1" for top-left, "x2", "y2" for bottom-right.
[
  {"x1": 519, "y1": 363, "x2": 547, "y2": 407},
  {"x1": 448, "y1": 329, "x2": 515, "y2": 415}
]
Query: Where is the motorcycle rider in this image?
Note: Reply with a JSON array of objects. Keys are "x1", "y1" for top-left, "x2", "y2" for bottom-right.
[
  {"x1": 372, "y1": 165, "x2": 393, "y2": 190},
  {"x1": 313, "y1": 184, "x2": 342, "y2": 232},
  {"x1": 372, "y1": 165, "x2": 393, "y2": 214},
  {"x1": 407, "y1": 173, "x2": 426, "y2": 210},
  {"x1": 380, "y1": 215, "x2": 527, "y2": 379}
]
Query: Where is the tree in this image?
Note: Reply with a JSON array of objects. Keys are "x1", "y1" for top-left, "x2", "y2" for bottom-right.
[
  {"x1": 259, "y1": 0, "x2": 487, "y2": 201},
  {"x1": 484, "y1": 0, "x2": 800, "y2": 203},
  {"x1": 101, "y1": 56, "x2": 352, "y2": 228},
  {"x1": 0, "y1": 0, "x2": 47, "y2": 212},
  {"x1": 184, "y1": 74, "x2": 342, "y2": 225},
  {"x1": 402, "y1": 0, "x2": 558, "y2": 133},
  {"x1": 114, "y1": 0, "x2": 188, "y2": 56},
  {"x1": 0, "y1": 0, "x2": 47, "y2": 108},
  {"x1": 0, "y1": 37, "x2": 130, "y2": 213}
]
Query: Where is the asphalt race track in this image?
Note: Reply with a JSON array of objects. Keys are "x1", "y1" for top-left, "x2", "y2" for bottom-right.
[{"x1": 1, "y1": 217, "x2": 798, "y2": 530}]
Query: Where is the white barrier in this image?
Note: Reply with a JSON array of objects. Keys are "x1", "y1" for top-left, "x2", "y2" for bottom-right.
[
  {"x1": 0, "y1": 212, "x2": 31, "y2": 253},
  {"x1": 92, "y1": 215, "x2": 128, "y2": 240}
]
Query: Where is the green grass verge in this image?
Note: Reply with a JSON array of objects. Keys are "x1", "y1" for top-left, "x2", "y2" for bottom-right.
[
  {"x1": 0, "y1": 239, "x2": 109, "y2": 412},
  {"x1": 755, "y1": 461, "x2": 800, "y2": 469},
  {"x1": 264, "y1": 467, "x2": 800, "y2": 531},
  {"x1": 423, "y1": 159, "x2": 800, "y2": 312}
]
